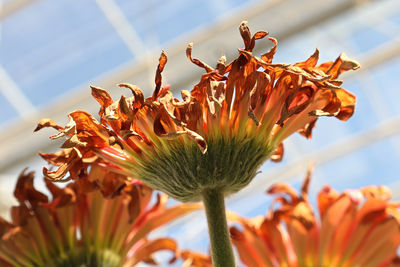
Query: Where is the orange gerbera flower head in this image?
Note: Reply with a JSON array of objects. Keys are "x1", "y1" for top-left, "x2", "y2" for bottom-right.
[
  {"x1": 230, "y1": 167, "x2": 400, "y2": 267},
  {"x1": 36, "y1": 22, "x2": 359, "y2": 202},
  {"x1": 0, "y1": 167, "x2": 200, "y2": 267}
]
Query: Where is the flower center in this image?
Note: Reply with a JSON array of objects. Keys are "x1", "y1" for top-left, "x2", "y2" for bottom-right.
[{"x1": 51, "y1": 247, "x2": 122, "y2": 267}]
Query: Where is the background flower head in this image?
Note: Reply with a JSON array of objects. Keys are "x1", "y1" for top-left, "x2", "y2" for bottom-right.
[
  {"x1": 0, "y1": 167, "x2": 200, "y2": 267},
  {"x1": 229, "y1": 167, "x2": 400, "y2": 267}
]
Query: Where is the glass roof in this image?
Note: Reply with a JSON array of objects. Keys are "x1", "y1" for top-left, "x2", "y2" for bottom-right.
[{"x1": 0, "y1": 0, "x2": 255, "y2": 125}]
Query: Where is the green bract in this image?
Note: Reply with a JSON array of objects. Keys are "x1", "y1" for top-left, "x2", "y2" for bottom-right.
[{"x1": 136, "y1": 136, "x2": 273, "y2": 202}]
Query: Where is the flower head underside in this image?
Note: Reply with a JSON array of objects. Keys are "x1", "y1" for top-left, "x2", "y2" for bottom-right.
[{"x1": 36, "y1": 22, "x2": 359, "y2": 202}]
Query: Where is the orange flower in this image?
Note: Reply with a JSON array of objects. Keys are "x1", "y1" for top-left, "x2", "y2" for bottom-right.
[
  {"x1": 35, "y1": 21, "x2": 359, "y2": 202},
  {"x1": 230, "y1": 168, "x2": 400, "y2": 267},
  {"x1": 0, "y1": 167, "x2": 200, "y2": 267}
]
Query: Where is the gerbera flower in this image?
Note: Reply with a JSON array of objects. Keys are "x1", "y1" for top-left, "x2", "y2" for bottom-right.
[
  {"x1": 230, "y1": 167, "x2": 400, "y2": 267},
  {"x1": 35, "y1": 21, "x2": 359, "y2": 202},
  {"x1": 0, "y1": 167, "x2": 200, "y2": 267},
  {"x1": 35, "y1": 22, "x2": 359, "y2": 266}
]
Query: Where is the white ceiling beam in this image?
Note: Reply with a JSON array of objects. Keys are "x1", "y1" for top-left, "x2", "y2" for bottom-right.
[
  {"x1": 0, "y1": 66, "x2": 36, "y2": 118},
  {"x1": 94, "y1": 0, "x2": 147, "y2": 59}
]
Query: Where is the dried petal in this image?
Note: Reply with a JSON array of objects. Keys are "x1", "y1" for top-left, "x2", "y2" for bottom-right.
[
  {"x1": 186, "y1": 43, "x2": 214, "y2": 73},
  {"x1": 90, "y1": 85, "x2": 114, "y2": 117},
  {"x1": 153, "y1": 50, "x2": 168, "y2": 99},
  {"x1": 34, "y1": 118, "x2": 64, "y2": 132},
  {"x1": 118, "y1": 83, "x2": 144, "y2": 108}
]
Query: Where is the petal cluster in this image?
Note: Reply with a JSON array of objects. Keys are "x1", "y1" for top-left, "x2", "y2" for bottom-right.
[
  {"x1": 230, "y1": 168, "x2": 400, "y2": 267},
  {"x1": 36, "y1": 21, "x2": 359, "y2": 201},
  {"x1": 0, "y1": 167, "x2": 200, "y2": 266}
]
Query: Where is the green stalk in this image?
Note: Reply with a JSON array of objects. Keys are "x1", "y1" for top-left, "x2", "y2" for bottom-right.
[{"x1": 202, "y1": 189, "x2": 236, "y2": 267}]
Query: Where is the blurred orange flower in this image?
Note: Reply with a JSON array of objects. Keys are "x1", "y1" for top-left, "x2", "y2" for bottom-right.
[
  {"x1": 179, "y1": 250, "x2": 213, "y2": 267},
  {"x1": 230, "y1": 168, "x2": 400, "y2": 267},
  {"x1": 35, "y1": 21, "x2": 359, "y2": 202},
  {"x1": 0, "y1": 167, "x2": 200, "y2": 267}
]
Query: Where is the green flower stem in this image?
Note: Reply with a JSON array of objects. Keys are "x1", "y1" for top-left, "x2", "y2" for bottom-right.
[{"x1": 202, "y1": 189, "x2": 236, "y2": 267}]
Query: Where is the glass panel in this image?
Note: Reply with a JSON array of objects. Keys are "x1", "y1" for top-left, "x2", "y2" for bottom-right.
[{"x1": 0, "y1": 0, "x2": 133, "y2": 108}]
